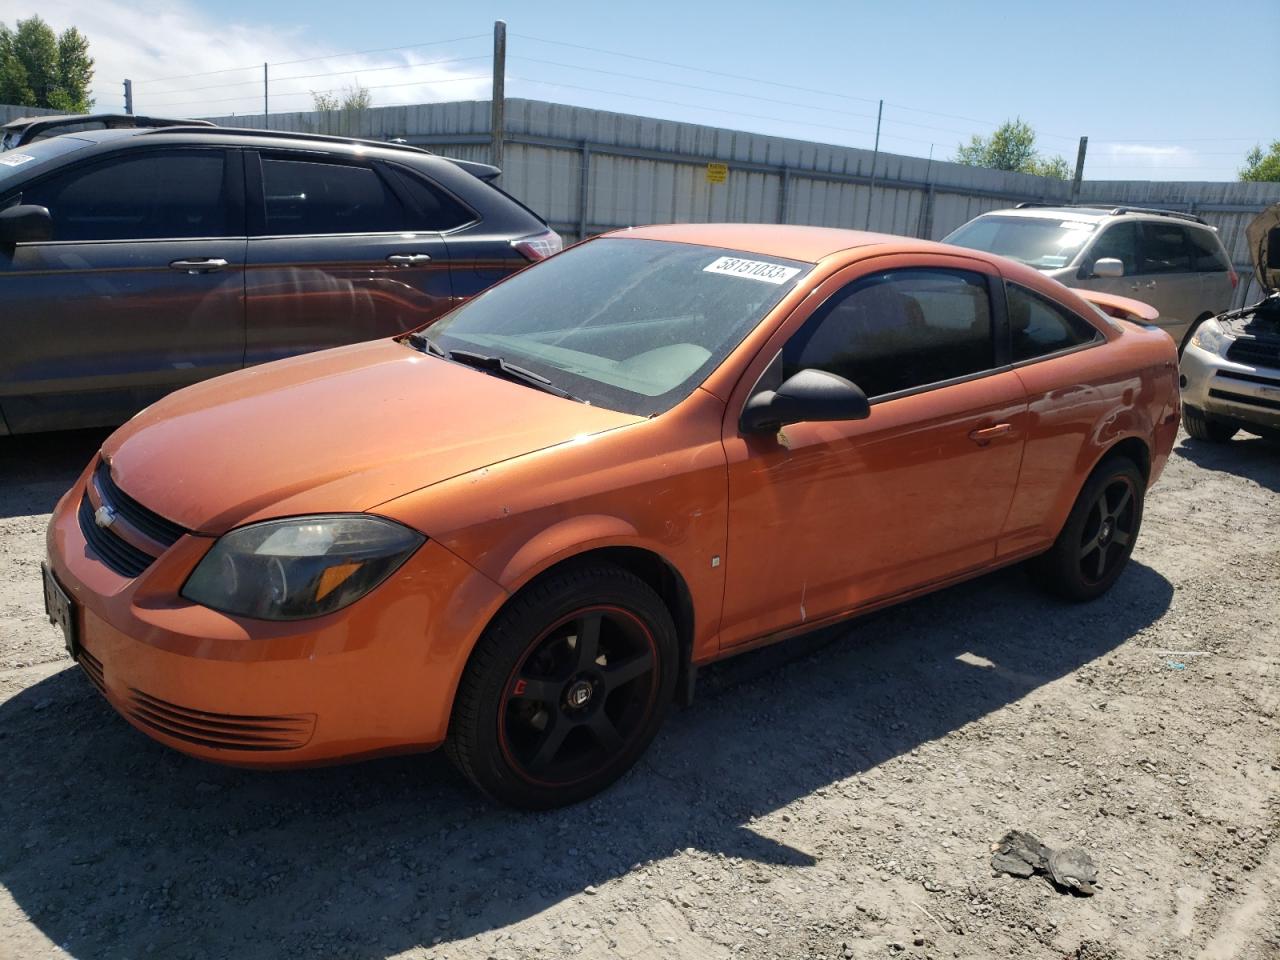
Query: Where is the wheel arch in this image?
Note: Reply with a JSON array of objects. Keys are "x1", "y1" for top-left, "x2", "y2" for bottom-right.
[{"x1": 478, "y1": 543, "x2": 698, "y2": 709}]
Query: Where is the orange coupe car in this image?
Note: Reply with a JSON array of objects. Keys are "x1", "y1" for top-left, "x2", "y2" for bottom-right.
[{"x1": 44, "y1": 224, "x2": 1179, "y2": 808}]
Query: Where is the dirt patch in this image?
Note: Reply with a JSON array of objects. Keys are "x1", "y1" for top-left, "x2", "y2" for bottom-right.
[{"x1": 0, "y1": 429, "x2": 1276, "y2": 960}]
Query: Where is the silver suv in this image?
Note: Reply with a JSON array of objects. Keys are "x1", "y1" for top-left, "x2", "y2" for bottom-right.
[
  {"x1": 945, "y1": 204, "x2": 1236, "y2": 349},
  {"x1": 1179, "y1": 203, "x2": 1279, "y2": 442}
]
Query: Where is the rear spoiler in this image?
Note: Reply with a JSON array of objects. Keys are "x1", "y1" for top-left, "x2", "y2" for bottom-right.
[
  {"x1": 445, "y1": 157, "x2": 501, "y2": 182},
  {"x1": 1074, "y1": 289, "x2": 1160, "y2": 324}
]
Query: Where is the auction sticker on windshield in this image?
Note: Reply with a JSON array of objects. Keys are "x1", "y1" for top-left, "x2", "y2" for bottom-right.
[
  {"x1": 0, "y1": 153, "x2": 35, "y2": 166},
  {"x1": 703, "y1": 256, "x2": 802, "y2": 285}
]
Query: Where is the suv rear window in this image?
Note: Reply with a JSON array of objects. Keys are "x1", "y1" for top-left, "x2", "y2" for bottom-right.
[
  {"x1": 1186, "y1": 227, "x2": 1230, "y2": 273},
  {"x1": 261, "y1": 158, "x2": 404, "y2": 235},
  {"x1": 1139, "y1": 223, "x2": 1192, "y2": 273}
]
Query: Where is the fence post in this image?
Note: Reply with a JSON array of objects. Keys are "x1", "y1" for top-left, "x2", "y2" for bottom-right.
[
  {"x1": 777, "y1": 167, "x2": 790, "y2": 224},
  {"x1": 491, "y1": 20, "x2": 507, "y2": 172},
  {"x1": 123, "y1": 79, "x2": 133, "y2": 115},
  {"x1": 577, "y1": 142, "x2": 591, "y2": 240}
]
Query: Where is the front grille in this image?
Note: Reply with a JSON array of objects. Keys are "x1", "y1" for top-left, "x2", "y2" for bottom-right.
[
  {"x1": 78, "y1": 462, "x2": 191, "y2": 579},
  {"x1": 79, "y1": 649, "x2": 106, "y2": 696},
  {"x1": 93, "y1": 463, "x2": 187, "y2": 547},
  {"x1": 1226, "y1": 338, "x2": 1280, "y2": 368},
  {"x1": 126, "y1": 689, "x2": 315, "y2": 752},
  {"x1": 78, "y1": 495, "x2": 153, "y2": 578}
]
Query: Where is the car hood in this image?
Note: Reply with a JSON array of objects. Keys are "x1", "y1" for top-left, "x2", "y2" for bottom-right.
[
  {"x1": 101, "y1": 339, "x2": 643, "y2": 535},
  {"x1": 1247, "y1": 202, "x2": 1279, "y2": 293}
]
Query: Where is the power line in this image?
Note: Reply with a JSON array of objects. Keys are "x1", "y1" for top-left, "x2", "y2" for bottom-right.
[
  {"x1": 136, "y1": 32, "x2": 489, "y2": 86},
  {"x1": 140, "y1": 55, "x2": 490, "y2": 104},
  {"x1": 144, "y1": 74, "x2": 491, "y2": 113}
]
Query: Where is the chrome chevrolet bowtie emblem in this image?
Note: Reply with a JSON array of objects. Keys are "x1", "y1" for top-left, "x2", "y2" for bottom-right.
[{"x1": 94, "y1": 505, "x2": 118, "y2": 529}]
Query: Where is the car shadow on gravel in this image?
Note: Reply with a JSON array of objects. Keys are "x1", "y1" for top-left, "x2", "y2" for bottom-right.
[
  {"x1": 1176, "y1": 433, "x2": 1279, "y2": 491},
  {"x1": 0, "y1": 561, "x2": 1172, "y2": 960},
  {"x1": 0, "y1": 429, "x2": 109, "y2": 519}
]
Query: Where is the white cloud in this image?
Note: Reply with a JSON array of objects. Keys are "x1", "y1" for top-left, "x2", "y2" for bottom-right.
[
  {"x1": 1101, "y1": 143, "x2": 1195, "y2": 166},
  {"x1": 32, "y1": 0, "x2": 491, "y2": 117}
]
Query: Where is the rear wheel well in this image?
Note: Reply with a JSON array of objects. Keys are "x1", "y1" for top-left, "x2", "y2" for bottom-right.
[
  {"x1": 508, "y1": 547, "x2": 696, "y2": 704},
  {"x1": 1102, "y1": 436, "x2": 1150, "y2": 484}
]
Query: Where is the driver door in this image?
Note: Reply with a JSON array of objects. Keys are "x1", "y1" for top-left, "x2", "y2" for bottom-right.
[{"x1": 718, "y1": 256, "x2": 1028, "y2": 650}]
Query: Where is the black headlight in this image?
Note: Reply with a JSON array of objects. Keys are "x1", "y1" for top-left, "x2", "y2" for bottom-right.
[{"x1": 181, "y1": 515, "x2": 424, "y2": 621}]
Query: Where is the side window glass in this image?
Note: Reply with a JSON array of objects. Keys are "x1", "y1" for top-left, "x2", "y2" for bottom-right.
[
  {"x1": 1187, "y1": 227, "x2": 1230, "y2": 273},
  {"x1": 261, "y1": 158, "x2": 404, "y2": 235},
  {"x1": 1086, "y1": 222, "x2": 1138, "y2": 275},
  {"x1": 1138, "y1": 222, "x2": 1192, "y2": 274},
  {"x1": 386, "y1": 166, "x2": 474, "y2": 231},
  {"x1": 21, "y1": 150, "x2": 228, "y2": 241},
  {"x1": 783, "y1": 268, "x2": 994, "y2": 399},
  {"x1": 1006, "y1": 282, "x2": 1101, "y2": 362}
]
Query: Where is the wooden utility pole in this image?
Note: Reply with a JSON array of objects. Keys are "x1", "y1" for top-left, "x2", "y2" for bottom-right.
[
  {"x1": 491, "y1": 21, "x2": 507, "y2": 173},
  {"x1": 123, "y1": 79, "x2": 133, "y2": 115},
  {"x1": 864, "y1": 99, "x2": 883, "y2": 230},
  {"x1": 263, "y1": 63, "x2": 269, "y2": 122},
  {"x1": 1071, "y1": 136, "x2": 1088, "y2": 202}
]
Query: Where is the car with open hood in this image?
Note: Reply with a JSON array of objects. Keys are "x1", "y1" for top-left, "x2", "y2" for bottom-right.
[
  {"x1": 1179, "y1": 203, "x2": 1280, "y2": 442},
  {"x1": 43, "y1": 223, "x2": 1180, "y2": 808}
]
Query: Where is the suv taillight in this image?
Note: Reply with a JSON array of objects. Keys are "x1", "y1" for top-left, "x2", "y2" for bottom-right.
[
  {"x1": 511, "y1": 229, "x2": 564, "y2": 262},
  {"x1": 1229, "y1": 268, "x2": 1239, "y2": 289}
]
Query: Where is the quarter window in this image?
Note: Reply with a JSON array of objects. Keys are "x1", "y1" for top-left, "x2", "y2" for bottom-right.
[
  {"x1": 783, "y1": 268, "x2": 995, "y2": 399},
  {"x1": 385, "y1": 166, "x2": 474, "y2": 231},
  {"x1": 20, "y1": 150, "x2": 229, "y2": 241},
  {"x1": 1186, "y1": 227, "x2": 1230, "y2": 273},
  {"x1": 261, "y1": 158, "x2": 404, "y2": 235},
  {"x1": 1006, "y1": 283, "x2": 1101, "y2": 362}
]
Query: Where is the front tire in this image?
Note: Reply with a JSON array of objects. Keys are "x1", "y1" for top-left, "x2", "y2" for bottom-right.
[
  {"x1": 1029, "y1": 456, "x2": 1145, "y2": 602},
  {"x1": 1182, "y1": 406, "x2": 1237, "y2": 443},
  {"x1": 446, "y1": 562, "x2": 678, "y2": 809}
]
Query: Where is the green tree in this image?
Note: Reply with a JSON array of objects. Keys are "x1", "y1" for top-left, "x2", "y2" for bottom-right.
[
  {"x1": 955, "y1": 117, "x2": 1070, "y2": 180},
  {"x1": 1240, "y1": 141, "x2": 1280, "y2": 182},
  {"x1": 311, "y1": 82, "x2": 372, "y2": 112},
  {"x1": 0, "y1": 16, "x2": 94, "y2": 112}
]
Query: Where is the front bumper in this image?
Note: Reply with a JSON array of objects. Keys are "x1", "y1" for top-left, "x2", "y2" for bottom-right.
[
  {"x1": 45, "y1": 461, "x2": 508, "y2": 767},
  {"x1": 1180, "y1": 341, "x2": 1280, "y2": 432}
]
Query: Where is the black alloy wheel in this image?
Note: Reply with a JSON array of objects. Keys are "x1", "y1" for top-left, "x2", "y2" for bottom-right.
[
  {"x1": 447, "y1": 563, "x2": 677, "y2": 808},
  {"x1": 1077, "y1": 476, "x2": 1137, "y2": 585},
  {"x1": 1029, "y1": 455, "x2": 1146, "y2": 602},
  {"x1": 498, "y1": 606, "x2": 658, "y2": 786}
]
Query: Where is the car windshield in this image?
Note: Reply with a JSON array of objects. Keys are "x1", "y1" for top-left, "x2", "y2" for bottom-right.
[
  {"x1": 0, "y1": 135, "x2": 92, "y2": 184},
  {"x1": 425, "y1": 237, "x2": 811, "y2": 416},
  {"x1": 945, "y1": 215, "x2": 1097, "y2": 270}
]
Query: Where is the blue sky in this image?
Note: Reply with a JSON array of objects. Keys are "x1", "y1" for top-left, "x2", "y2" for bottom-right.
[{"x1": 20, "y1": 0, "x2": 1278, "y2": 180}]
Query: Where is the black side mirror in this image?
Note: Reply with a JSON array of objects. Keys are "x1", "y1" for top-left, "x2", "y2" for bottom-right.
[
  {"x1": 740, "y1": 368, "x2": 870, "y2": 433},
  {"x1": 1268, "y1": 226, "x2": 1280, "y2": 269},
  {"x1": 0, "y1": 204, "x2": 53, "y2": 246}
]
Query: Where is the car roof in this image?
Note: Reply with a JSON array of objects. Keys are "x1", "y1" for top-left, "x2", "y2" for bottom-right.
[{"x1": 614, "y1": 223, "x2": 951, "y2": 263}]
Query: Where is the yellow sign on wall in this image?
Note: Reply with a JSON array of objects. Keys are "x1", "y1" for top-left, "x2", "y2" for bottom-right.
[{"x1": 706, "y1": 162, "x2": 728, "y2": 184}]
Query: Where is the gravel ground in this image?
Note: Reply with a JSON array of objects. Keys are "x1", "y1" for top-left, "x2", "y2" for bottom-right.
[{"x1": 0, "y1": 428, "x2": 1276, "y2": 960}]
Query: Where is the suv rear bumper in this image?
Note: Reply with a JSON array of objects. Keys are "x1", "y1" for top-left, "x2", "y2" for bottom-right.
[{"x1": 1181, "y1": 341, "x2": 1280, "y2": 431}]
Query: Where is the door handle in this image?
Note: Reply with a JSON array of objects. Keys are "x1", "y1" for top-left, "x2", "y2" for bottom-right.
[
  {"x1": 969, "y1": 423, "x2": 1012, "y2": 445},
  {"x1": 169, "y1": 258, "x2": 228, "y2": 274},
  {"x1": 387, "y1": 253, "x2": 432, "y2": 266}
]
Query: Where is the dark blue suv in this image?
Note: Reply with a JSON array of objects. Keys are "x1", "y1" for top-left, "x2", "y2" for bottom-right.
[{"x1": 0, "y1": 125, "x2": 560, "y2": 433}]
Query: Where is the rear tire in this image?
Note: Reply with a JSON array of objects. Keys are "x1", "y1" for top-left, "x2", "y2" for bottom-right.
[
  {"x1": 1182, "y1": 406, "x2": 1237, "y2": 443},
  {"x1": 446, "y1": 562, "x2": 677, "y2": 809},
  {"x1": 1029, "y1": 456, "x2": 1145, "y2": 602}
]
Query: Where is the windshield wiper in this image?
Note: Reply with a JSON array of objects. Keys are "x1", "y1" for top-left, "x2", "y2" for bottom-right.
[
  {"x1": 405, "y1": 330, "x2": 447, "y2": 358},
  {"x1": 447, "y1": 350, "x2": 584, "y2": 402}
]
